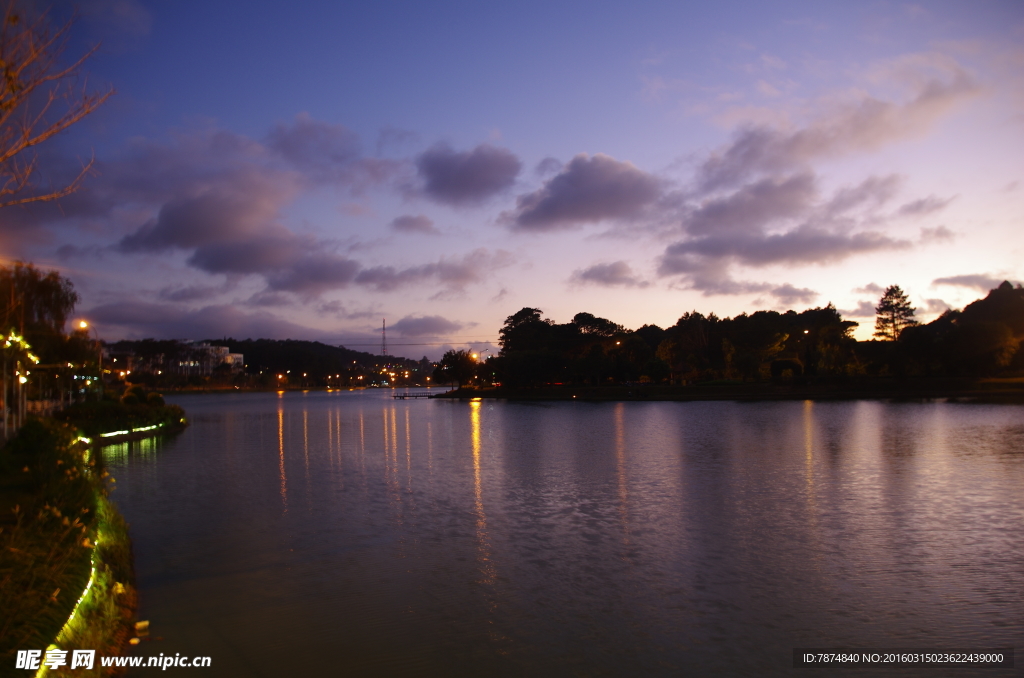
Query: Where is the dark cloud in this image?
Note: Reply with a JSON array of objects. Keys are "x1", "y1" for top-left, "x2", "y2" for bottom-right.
[
  {"x1": 570, "y1": 261, "x2": 648, "y2": 288},
  {"x1": 247, "y1": 291, "x2": 295, "y2": 307},
  {"x1": 354, "y1": 248, "x2": 512, "y2": 296},
  {"x1": 658, "y1": 172, "x2": 913, "y2": 293},
  {"x1": 118, "y1": 183, "x2": 292, "y2": 254},
  {"x1": 825, "y1": 175, "x2": 902, "y2": 214},
  {"x1": 186, "y1": 235, "x2": 308, "y2": 275},
  {"x1": 266, "y1": 113, "x2": 362, "y2": 182},
  {"x1": 920, "y1": 225, "x2": 955, "y2": 243},
  {"x1": 923, "y1": 298, "x2": 951, "y2": 314},
  {"x1": 265, "y1": 253, "x2": 361, "y2": 295},
  {"x1": 770, "y1": 283, "x2": 818, "y2": 305},
  {"x1": 690, "y1": 278, "x2": 773, "y2": 297},
  {"x1": 662, "y1": 225, "x2": 907, "y2": 272},
  {"x1": 390, "y1": 214, "x2": 439, "y2": 235},
  {"x1": 86, "y1": 302, "x2": 317, "y2": 340},
  {"x1": 897, "y1": 195, "x2": 954, "y2": 218},
  {"x1": 158, "y1": 284, "x2": 226, "y2": 303},
  {"x1": 854, "y1": 283, "x2": 885, "y2": 295},
  {"x1": 314, "y1": 301, "x2": 380, "y2": 320},
  {"x1": 697, "y1": 63, "x2": 978, "y2": 192},
  {"x1": 686, "y1": 173, "x2": 817, "y2": 236},
  {"x1": 375, "y1": 126, "x2": 419, "y2": 156},
  {"x1": 416, "y1": 143, "x2": 521, "y2": 205},
  {"x1": 932, "y1": 274, "x2": 1013, "y2": 291},
  {"x1": 509, "y1": 154, "x2": 661, "y2": 231},
  {"x1": 838, "y1": 300, "x2": 878, "y2": 318},
  {"x1": 535, "y1": 157, "x2": 563, "y2": 176},
  {"x1": 389, "y1": 315, "x2": 463, "y2": 336}
]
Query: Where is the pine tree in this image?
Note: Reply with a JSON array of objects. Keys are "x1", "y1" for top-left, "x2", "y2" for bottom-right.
[{"x1": 874, "y1": 285, "x2": 917, "y2": 340}]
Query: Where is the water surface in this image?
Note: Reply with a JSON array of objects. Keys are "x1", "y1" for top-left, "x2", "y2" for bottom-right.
[{"x1": 105, "y1": 391, "x2": 1024, "y2": 676}]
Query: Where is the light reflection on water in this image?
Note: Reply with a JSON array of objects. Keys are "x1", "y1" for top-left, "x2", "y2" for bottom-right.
[{"x1": 106, "y1": 392, "x2": 1024, "y2": 677}]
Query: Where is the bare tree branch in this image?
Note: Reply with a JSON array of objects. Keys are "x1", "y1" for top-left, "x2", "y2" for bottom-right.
[{"x1": 0, "y1": 1, "x2": 113, "y2": 208}]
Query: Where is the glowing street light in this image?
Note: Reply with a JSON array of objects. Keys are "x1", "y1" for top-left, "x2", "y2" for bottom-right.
[{"x1": 77, "y1": 320, "x2": 103, "y2": 397}]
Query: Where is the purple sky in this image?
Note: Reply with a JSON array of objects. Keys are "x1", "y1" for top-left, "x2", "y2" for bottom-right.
[{"x1": 3, "y1": 0, "x2": 1023, "y2": 359}]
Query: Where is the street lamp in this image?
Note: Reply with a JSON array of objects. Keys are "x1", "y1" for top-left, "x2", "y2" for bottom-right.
[{"x1": 78, "y1": 320, "x2": 103, "y2": 398}]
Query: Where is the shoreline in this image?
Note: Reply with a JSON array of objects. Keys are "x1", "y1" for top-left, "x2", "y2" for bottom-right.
[{"x1": 429, "y1": 378, "x2": 1024, "y2": 404}]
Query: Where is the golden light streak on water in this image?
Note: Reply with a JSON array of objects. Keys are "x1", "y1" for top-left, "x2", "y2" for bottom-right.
[
  {"x1": 390, "y1": 407, "x2": 398, "y2": 461},
  {"x1": 303, "y1": 409, "x2": 310, "y2": 475},
  {"x1": 327, "y1": 407, "x2": 334, "y2": 467},
  {"x1": 358, "y1": 408, "x2": 367, "y2": 481},
  {"x1": 278, "y1": 405, "x2": 288, "y2": 513},
  {"x1": 803, "y1": 400, "x2": 822, "y2": 567},
  {"x1": 301, "y1": 409, "x2": 309, "y2": 510},
  {"x1": 614, "y1": 402, "x2": 631, "y2": 548},
  {"x1": 335, "y1": 409, "x2": 344, "y2": 490},
  {"x1": 470, "y1": 400, "x2": 495, "y2": 586},
  {"x1": 405, "y1": 408, "x2": 412, "y2": 490}
]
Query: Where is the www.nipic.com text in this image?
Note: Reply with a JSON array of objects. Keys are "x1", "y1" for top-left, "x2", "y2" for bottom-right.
[{"x1": 16, "y1": 649, "x2": 212, "y2": 670}]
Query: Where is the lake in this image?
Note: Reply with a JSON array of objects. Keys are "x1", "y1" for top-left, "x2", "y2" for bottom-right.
[{"x1": 104, "y1": 390, "x2": 1024, "y2": 676}]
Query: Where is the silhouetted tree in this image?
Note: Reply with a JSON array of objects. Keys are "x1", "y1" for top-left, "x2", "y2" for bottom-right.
[
  {"x1": 874, "y1": 285, "x2": 917, "y2": 340},
  {"x1": 0, "y1": 261, "x2": 80, "y2": 362},
  {"x1": 433, "y1": 349, "x2": 477, "y2": 387}
]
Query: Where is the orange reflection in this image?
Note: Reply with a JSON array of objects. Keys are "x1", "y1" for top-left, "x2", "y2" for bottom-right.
[
  {"x1": 614, "y1": 402, "x2": 631, "y2": 547},
  {"x1": 803, "y1": 400, "x2": 820, "y2": 546},
  {"x1": 470, "y1": 400, "x2": 495, "y2": 585},
  {"x1": 405, "y1": 407, "x2": 412, "y2": 488},
  {"x1": 278, "y1": 405, "x2": 288, "y2": 512}
]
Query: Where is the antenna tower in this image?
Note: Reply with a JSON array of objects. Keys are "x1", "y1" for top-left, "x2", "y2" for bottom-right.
[{"x1": 381, "y1": 318, "x2": 388, "y2": 356}]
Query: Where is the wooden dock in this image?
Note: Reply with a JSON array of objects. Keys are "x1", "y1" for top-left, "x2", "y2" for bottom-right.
[{"x1": 392, "y1": 392, "x2": 435, "y2": 399}]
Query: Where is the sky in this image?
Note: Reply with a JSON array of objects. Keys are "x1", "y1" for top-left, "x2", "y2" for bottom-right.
[{"x1": 3, "y1": 0, "x2": 1023, "y2": 359}]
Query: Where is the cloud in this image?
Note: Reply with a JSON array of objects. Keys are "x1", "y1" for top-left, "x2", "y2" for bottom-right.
[
  {"x1": 686, "y1": 173, "x2": 817, "y2": 236},
  {"x1": 247, "y1": 291, "x2": 295, "y2": 307},
  {"x1": 854, "y1": 283, "x2": 884, "y2": 295},
  {"x1": 662, "y1": 225, "x2": 907, "y2": 272},
  {"x1": 264, "y1": 253, "x2": 362, "y2": 295},
  {"x1": 825, "y1": 175, "x2": 903, "y2": 214},
  {"x1": 770, "y1": 283, "x2": 818, "y2": 305},
  {"x1": 158, "y1": 284, "x2": 227, "y2": 303},
  {"x1": 508, "y1": 154, "x2": 661, "y2": 231},
  {"x1": 266, "y1": 113, "x2": 362, "y2": 182},
  {"x1": 932, "y1": 274, "x2": 1010, "y2": 291},
  {"x1": 923, "y1": 298, "x2": 951, "y2": 314},
  {"x1": 697, "y1": 57, "x2": 979, "y2": 192},
  {"x1": 415, "y1": 143, "x2": 521, "y2": 205},
  {"x1": 375, "y1": 126, "x2": 419, "y2": 156},
  {"x1": 838, "y1": 300, "x2": 878, "y2": 318},
  {"x1": 86, "y1": 301, "x2": 318, "y2": 340},
  {"x1": 535, "y1": 157, "x2": 563, "y2": 176},
  {"x1": 570, "y1": 261, "x2": 649, "y2": 288},
  {"x1": 657, "y1": 173, "x2": 913, "y2": 293},
  {"x1": 388, "y1": 315, "x2": 463, "y2": 336},
  {"x1": 117, "y1": 176, "x2": 295, "y2": 254},
  {"x1": 354, "y1": 248, "x2": 512, "y2": 295},
  {"x1": 897, "y1": 194, "x2": 954, "y2": 218},
  {"x1": 920, "y1": 225, "x2": 955, "y2": 243},
  {"x1": 389, "y1": 214, "x2": 439, "y2": 235}
]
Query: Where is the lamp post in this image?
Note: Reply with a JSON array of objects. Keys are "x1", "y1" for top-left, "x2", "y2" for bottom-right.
[{"x1": 78, "y1": 320, "x2": 103, "y2": 400}]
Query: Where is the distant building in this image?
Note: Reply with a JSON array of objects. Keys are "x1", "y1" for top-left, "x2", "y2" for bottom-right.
[{"x1": 104, "y1": 340, "x2": 243, "y2": 377}]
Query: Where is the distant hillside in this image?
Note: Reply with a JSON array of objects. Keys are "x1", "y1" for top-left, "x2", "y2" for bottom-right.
[{"x1": 209, "y1": 338, "x2": 416, "y2": 375}]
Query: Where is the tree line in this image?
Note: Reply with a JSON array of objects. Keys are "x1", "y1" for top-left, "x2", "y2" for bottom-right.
[{"x1": 434, "y1": 282, "x2": 1024, "y2": 388}]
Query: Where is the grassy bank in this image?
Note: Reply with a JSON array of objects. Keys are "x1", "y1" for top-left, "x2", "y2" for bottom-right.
[
  {"x1": 52, "y1": 401, "x2": 186, "y2": 441},
  {"x1": 0, "y1": 420, "x2": 137, "y2": 676}
]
